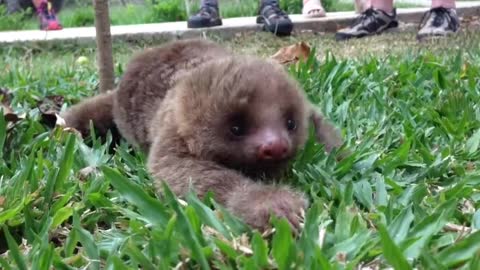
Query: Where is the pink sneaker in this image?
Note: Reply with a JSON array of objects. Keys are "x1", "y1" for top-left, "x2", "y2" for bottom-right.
[{"x1": 37, "y1": 1, "x2": 62, "y2": 31}]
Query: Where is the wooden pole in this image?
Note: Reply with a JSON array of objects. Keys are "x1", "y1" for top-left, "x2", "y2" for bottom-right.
[{"x1": 93, "y1": 0, "x2": 115, "y2": 93}]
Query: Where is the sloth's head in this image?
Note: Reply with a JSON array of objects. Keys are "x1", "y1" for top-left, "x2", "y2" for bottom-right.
[{"x1": 170, "y1": 57, "x2": 316, "y2": 177}]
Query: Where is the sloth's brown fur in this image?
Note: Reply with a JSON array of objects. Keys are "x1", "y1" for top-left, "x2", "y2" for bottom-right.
[{"x1": 61, "y1": 39, "x2": 343, "y2": 231}]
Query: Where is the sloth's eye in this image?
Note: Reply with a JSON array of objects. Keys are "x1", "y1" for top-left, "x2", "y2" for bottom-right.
[
  {"x1": 230, "y1": 125, "x2": 245, "y2": 136},
  {"x1": 286, "y1": 119, "x2": 296, "y2": 131},
  {"x1": 228, "y1": 112, "x2": 247, "y2": 137}
]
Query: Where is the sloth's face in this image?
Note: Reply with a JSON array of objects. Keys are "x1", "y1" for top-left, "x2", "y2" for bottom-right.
[
  {"x1": 174, "y1": 57, "x2": 311, "y2": 177},
  {"x1": 212, "y1": 88, "x2": 308, "y2": 176}
]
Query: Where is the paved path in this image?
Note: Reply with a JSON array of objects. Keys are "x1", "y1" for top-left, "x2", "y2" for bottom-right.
[{"x1": 0, "y1": 1, "x2": 479, "y2": 45}]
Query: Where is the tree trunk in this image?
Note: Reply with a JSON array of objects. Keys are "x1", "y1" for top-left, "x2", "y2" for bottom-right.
[{"x1": 93, "y1": 0, "x2": 115, "y2": 93}]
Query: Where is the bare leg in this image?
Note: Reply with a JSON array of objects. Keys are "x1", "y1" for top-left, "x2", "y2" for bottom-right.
[
  {"x1": 431, "y1": 0, "x2": 455, "y2": 8},
  {"x1": 355, "y1": 0, "x2": 371, "y2": 13},
  {"x1": 33, "y1": 0, "x2": 63, "y2": 30},
  {"x1": 32, "y1": 0, "x2": 43, "y2": 8},
  {"x1": 371, "y1": 0, "x2": 394, "y2": 13}
]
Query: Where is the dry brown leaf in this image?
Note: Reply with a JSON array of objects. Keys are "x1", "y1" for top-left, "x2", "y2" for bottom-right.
[
  {"x1": 1, "y1": 104, "x2": 19, "y2": 122},
  {"x1": 177, "y1": 198, "x2": 188, "y2": 207},
  {"x1": 0, "y1": 196, "x2": 5, "y2": 207},
  {"x1": 358, "y1": 259, "x2": 381, "y2": 270},
  {"x1": 466, "y1": 162, "x2": 476, "y2": 171},
  {"x1": 271, "y1": 42, "x2": 311, "y2": 65},
  {"x1": 61, "y1": 126, "x2": 83, "y2": 137},
  {"x1": 461, "y1": 199, "x2": 476, "y2": 214},
  {"x1": 1, "y1": 88, "x2": 21, "y2": 123},
  {"x1": 336, "y1": 252, "x2": 347, "y2": 263},
  {"x1": 443, "y1": 222, "x2": 472, "y2": 233},
  {"x1": 318, "y1": 226, "x2": 326, "y2": 247},
  {"x1": 37, "y1": 95, "x2": 66, "y2": 128},
  {"x1": 78, "y1": 166, "x2": 98, "y2": 181},
  {"x1": 261, "y1": 227, "x2": 276, "y2": 238}
]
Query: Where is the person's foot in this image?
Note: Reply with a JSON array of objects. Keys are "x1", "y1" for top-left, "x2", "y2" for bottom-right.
[
  {"x1": 417, "y1": 7, "x2": 459, "y2": 40},
  {"x1": 37, "y1": 1, "x2": 62, "y2": 31},
  {"x1": 187, "y1": 4, "x2": 222, "y2": 28},
  {"x1": 335, "y1": 7, "x2": 398, "y2": 41},
  {"x1": 256, "y1": 0, "x2": 293, "y2": 36},
  {"x1": 302, "y1": 0, "x2": 326, "y2": 18}
]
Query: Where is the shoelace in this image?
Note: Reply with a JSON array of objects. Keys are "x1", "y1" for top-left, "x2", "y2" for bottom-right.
[
  {"x1": 198, "y1": 4, "x2": 217, "y2": 16},
  {"x1": 418, "y1": 7, "x2": 453, "y2": 30},
  {"x1": 350, "y1": 7, "x2": 378, "y2": 27}
]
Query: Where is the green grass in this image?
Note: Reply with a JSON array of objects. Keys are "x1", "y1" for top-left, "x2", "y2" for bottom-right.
[
  {"x1": 1, "y1": 31, "x2": 480, "y2": 269},
  {"x1": 0, "y1": 0, "x2": 423, "y2": 31}
]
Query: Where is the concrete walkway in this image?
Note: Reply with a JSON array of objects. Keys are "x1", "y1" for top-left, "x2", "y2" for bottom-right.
[{"x1": 0, "y1": 1, "x2": 479, "y2": 45}]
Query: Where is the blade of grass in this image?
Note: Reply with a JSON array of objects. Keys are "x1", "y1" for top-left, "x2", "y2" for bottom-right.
[
  {"x1": 2, "y1": 225, "x2": 28, "y2": 270},
  {"x1": 73, "y1": 212, "x2": 100, "y2": 270},
  {"x1": 55, "y1": 133, "x2": 76, "y2": 190},
  {"x1": 161, "y1": 181, "x2": 211, "y2": 270},
  {"x1": 101, "y1": 166, "x2": 168, "y2": 226},
  {"x1": 271, "y1": 218, "x2": 294, "y2": 270},
  {"x1": 378, "y1": 224, "x2": 412, "y2": 270},
  {"x1": 437, "y1": 230, "x2": 480, "y2": 267},
  {"x1": 0, "y1": 110, "x2": 5, "y2": 159},
  {"x1": 186, "y1": 191, "x2": 231, "y2": 240}
]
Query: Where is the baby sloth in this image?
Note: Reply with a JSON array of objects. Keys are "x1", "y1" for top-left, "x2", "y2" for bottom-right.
[{"x1": 62, "y1": 39, "x2": 342, "y2": 231}]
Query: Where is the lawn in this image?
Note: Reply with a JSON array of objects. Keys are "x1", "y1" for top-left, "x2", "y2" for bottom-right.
[{"x1": 1, "y1": 29, "x2": 480, "y2": 269}]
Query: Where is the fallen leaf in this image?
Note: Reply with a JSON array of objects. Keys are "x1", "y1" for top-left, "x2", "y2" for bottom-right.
[
  {"x1": 271, "y1": 42, "x2": 311, "y2": 65},
  {"x1": 78, "y1": 166, "x2": 97, "y2": 181},
  {"x1": 466, "y1": 162, "x2": 475, "y2": 171},
  {"x1": 37, "y1": 95, "x2": 66, "y2": 128},
  {"x1": 336, "y1": 252, "x2": 347, "y2": 263},
  {"x1": 62, "y1": 126, "x2": 82, "y2": 136},
  {"x1": 1, "y1": 87, "x2": 21, "y2": 123},
  {"x1": 0, "y1": 196, "x2": 5, "y2": 207},
  {"x1": 0, "y1": 88, "x2": 13, "y2": 103},
  {"x1": 443, "y1": 223, "x2": 471, "y2": 233},
  {"x1": 37, "y1": 95, "x2": 64, "y2": 113}
]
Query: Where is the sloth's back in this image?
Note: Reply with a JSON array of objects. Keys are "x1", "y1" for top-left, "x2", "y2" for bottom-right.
[{"x1": 112, "y1": 39, "x2": 231, "y2": 151}]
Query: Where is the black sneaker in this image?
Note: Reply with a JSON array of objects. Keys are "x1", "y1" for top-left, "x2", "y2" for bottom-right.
[
  {"x1": 256, "y1": 0, "x2": 293, "y2": 36},
  {"x1": 187, "y1": 4, "x2": 222, "y2": 28},
  {"x1": 335, "y1": 7, "x2": 399, "y2": 41},
  {"x1": 417, "y1": 7, "x2": 459, "y2": 40}
]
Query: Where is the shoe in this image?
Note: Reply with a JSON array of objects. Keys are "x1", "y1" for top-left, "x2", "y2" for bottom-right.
[
  {"x1": 335, "y1": 7, "x2": 398, "y2": 41},
  {"x1": 417, "y1": 7, "x2": 459, "y2": 40},
  {"x1": 37, "y1": 1, "x2": 62, "y2": 31},
  {"x1": 256, "y1": 0, "x2": 293, "y2": 36},
  {"x1": 187, "y1": 4, "x2": 222, "y2": 28}
]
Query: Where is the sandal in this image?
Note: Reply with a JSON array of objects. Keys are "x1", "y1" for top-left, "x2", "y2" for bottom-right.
[{"x1": 302, "y1": 0, "x2": 326, "y2": 18}]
